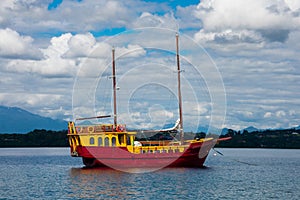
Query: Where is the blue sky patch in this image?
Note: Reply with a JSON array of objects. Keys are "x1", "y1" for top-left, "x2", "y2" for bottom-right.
[
  {"x1": 143, "y1": 0, "x2": 199, "y2": 8},
  {"x1": 48, "y1": 0, "x2": 63, "y2": 10},
  {"x1": 91, "y1": 27, "x2": 127, "y2": 37}
]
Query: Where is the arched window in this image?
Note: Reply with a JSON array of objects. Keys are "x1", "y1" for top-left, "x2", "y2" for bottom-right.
[
  {"x1": 126, "y1": 136, "x2": 131, "y2": 145},
  {"x1": 118, "y1": 135, "x2": 124, "y2": 145},
  {"x1": 98, "y1": 137, "x2": 103, "y2": 146},
  {"x1": 104, "y1": 137, "x2": 110, "y2": 146},
  {"x1": 90, "y1": 137, "x2": 95, "y2": 145},
  {"x1": 112, "y1": 137, "x2": 116, "y2": 146}
]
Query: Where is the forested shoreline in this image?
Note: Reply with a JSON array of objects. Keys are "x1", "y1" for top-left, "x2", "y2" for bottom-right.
[
  {"x1": 0, "y1": 128, "x2": 299, "y2": 148},
  {"x1": 215, "y1": 128, "x2": 300, "y2": 149},
  {"x1": 0, "y1": 129, "x2": 68, "y2": 147}
]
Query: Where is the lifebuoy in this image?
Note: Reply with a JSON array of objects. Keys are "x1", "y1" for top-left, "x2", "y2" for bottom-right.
[{"x1": 88, "y1": 126, "x2": 94, "y2": 133}]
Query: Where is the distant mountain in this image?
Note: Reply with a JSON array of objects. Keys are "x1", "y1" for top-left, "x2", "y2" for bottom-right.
[
  {"x1": 0, "y1": 106, "x2": 67, "y2": 133},
  {"x1": 296, "y1": 125, "x2": 300, "y2": 130},
  {"x1": 221, "y1": 128, "x2": 229, "y2": 135},
  {"x1": 197, "y1": 125, "x2": 227, "y2": 135},
  {"x1": 242, "y1": 126, "x2": 259, "y2": 133}
]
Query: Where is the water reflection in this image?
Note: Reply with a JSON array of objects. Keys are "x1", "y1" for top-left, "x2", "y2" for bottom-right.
[
  {"x1": 69, "y1": 167, "x2": 141, "y2": 199},
  {"x1": 68, "y1": 167, "x2": 193, "y2": 199}
]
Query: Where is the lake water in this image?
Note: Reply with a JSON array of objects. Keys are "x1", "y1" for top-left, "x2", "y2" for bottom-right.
[{"x1": 0, "y1": 148, "x2": 299, "y2": 199}]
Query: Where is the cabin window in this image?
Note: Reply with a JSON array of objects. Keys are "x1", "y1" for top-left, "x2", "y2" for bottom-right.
[
  {"x1": 98, "y1": 137, "x2": 103, "y2": 146},
  {"x1": 118, "y1": 135, "x2": 124, "y2": 145},
  {"x1": 104, "y1": 137, "x2": 110, "y2": 146},
  {"x1": 126, "y1": 136, "x2": 131, "y2": 145},
  {"x1": 112, "y1": 137, "x2": 117, "y2": 146},
  {"x1": 90, "y1": 137, "x2": 95, "y2": 145}
]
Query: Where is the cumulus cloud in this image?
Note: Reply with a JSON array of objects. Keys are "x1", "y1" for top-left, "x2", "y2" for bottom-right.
[
  {"x1": 0, "y1": 0, "x2": 18, "y2": 25},
  {"x1": 264, "y1": 112, "x2": 272, "y2": 118},
  {"x1": 63, "y1": 33, "x2": 97, "y2": 58},
  {"x1": 0, "y1": 0, "x2": 185, "y2": 37},
  {"x1": 44, "y1": 33, "x2": 73, "y2": 58},
  {"x1": 195, "y1": 29, "x2": 263, "y2": 44},
  {"x1": 3, "y1": 32, "x2": 114, "y2": 78},
  {"x1": 176, "y1": 4, "x2": 201, "y2": 30},
  {"x1": 115, "y1": 44, "x2": 146, "y2": 58},
  {"x1": 276, "y1": 110, "x2": 286, "y2": 118},
  {"x1": 0, "y1": 0, "x2": 149, "y2": 35},
  {"x1": 4, "y1": 33, "x2": 78, "y2": 77},
  {"x1": 188, "y1": 0, "x2": 300, "y2": 129},
  {"x1": 194, "y1": 0, "x2": 300, "y2": 43},
  {"x1": 132, "y1": 12, "x2": 179, "y2": 30},
  {"x1": 0, "y1": 28, "x2": 42, "y2": 59}
]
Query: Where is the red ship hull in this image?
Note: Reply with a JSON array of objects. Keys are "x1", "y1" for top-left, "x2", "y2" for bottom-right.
[{"x1": 74, "y1": 139, "x2": 216, "y2": 169}]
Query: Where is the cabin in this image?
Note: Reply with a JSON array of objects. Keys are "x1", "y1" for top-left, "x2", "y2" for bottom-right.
[
  {"x1": 67, "y1": 122, "x2": 186, "y2": 155},
  {"x1": 77, "y1": 124, "x2": 136, "y2": 147}
]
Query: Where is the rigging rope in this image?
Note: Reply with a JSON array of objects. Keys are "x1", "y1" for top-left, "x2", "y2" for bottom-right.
[{"x1": 212, "y1": 148, "x2": 258, "y2": 166}]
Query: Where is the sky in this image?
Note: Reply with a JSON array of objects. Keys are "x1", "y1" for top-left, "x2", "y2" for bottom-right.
[{"x1": 0, "y1": 0, "x2": 300, "y2": 130}]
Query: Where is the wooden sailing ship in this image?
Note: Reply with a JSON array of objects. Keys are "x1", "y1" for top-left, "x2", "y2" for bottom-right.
[{"x1": 67, "y1": 34, "x2": 229, "y2": 168}]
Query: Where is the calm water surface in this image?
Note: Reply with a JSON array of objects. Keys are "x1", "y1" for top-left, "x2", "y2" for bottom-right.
[{"x1": 0, "y1": 148, "x2": 299, "y2": 199}]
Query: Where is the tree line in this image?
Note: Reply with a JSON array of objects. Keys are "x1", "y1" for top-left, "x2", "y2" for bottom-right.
[
  {"x1": 215, "y1": 128, "x2": 300, "y2": 149},
  {"x1": 0, "y1": 129, "x2": 68, "y2": 147},
  {"x1": 0, "y1": 128, "x2": 299, "y2": 148}
]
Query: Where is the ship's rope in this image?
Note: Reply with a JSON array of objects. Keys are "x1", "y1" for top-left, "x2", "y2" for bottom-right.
[
  {"x1": 103, "y1": 75, "x2": 111, "y2": 116},
  {"x1": 212, "y1": 148, "x2": 258, "y2": 166}
]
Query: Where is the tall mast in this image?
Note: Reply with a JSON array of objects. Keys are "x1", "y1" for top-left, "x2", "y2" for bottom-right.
[
  {"x1": 176, "y1": 33, "x2": 184, "y2": 143},
  {"x1": 112, "y1": 47, "x2": 117, "y2": 129}
]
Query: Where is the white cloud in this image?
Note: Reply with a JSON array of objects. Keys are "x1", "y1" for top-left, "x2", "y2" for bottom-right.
[
  {"x1": 195, "y1": 29, "x2": 263, "y2": 43},
  {"x1": 132, "y1": 12, "x2": 179, "y2": 30},
  {"x1": 115, "y1": 44, "x2": 146, "y2": 58},
  {"x1": 194, "y1": 0, "x2": 300, "y2": 43},
  {"x1": 44, "y1": 33, "x2": 73, "y2": 58},
  {"x1": 198, "y1": 0, "x2": 300, "y2": 30},
  {"x1": 0, "y1": 28, "x2": 42, "y2": 59},
  {"x1": 284, "y1": 0, "x2": 300, "y2": 11},
  {"x1": 188, "y1": 0, "x2": 300, "y2": 129},
  {"x1": 176, "y1": 5, "x2": 201, "y2": 31},
  {"x1": 276, "y1": 110, "x2": 286, "y2": 118},
  {"x1": 3, "y1": 33, "x2": 102, "y2": 77},
  {"x1": 264, "y1": 112, "x2": 272, "y2": 118},
  {"x1": 0, "y1": 0, "x2": 150, "y2": 35},
  {"x1": 0, "y1": 0, "x2": 18, "y2": 25},
  {"x1": 63, "y1": 33, "x2": 97, "y2": 58}
]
